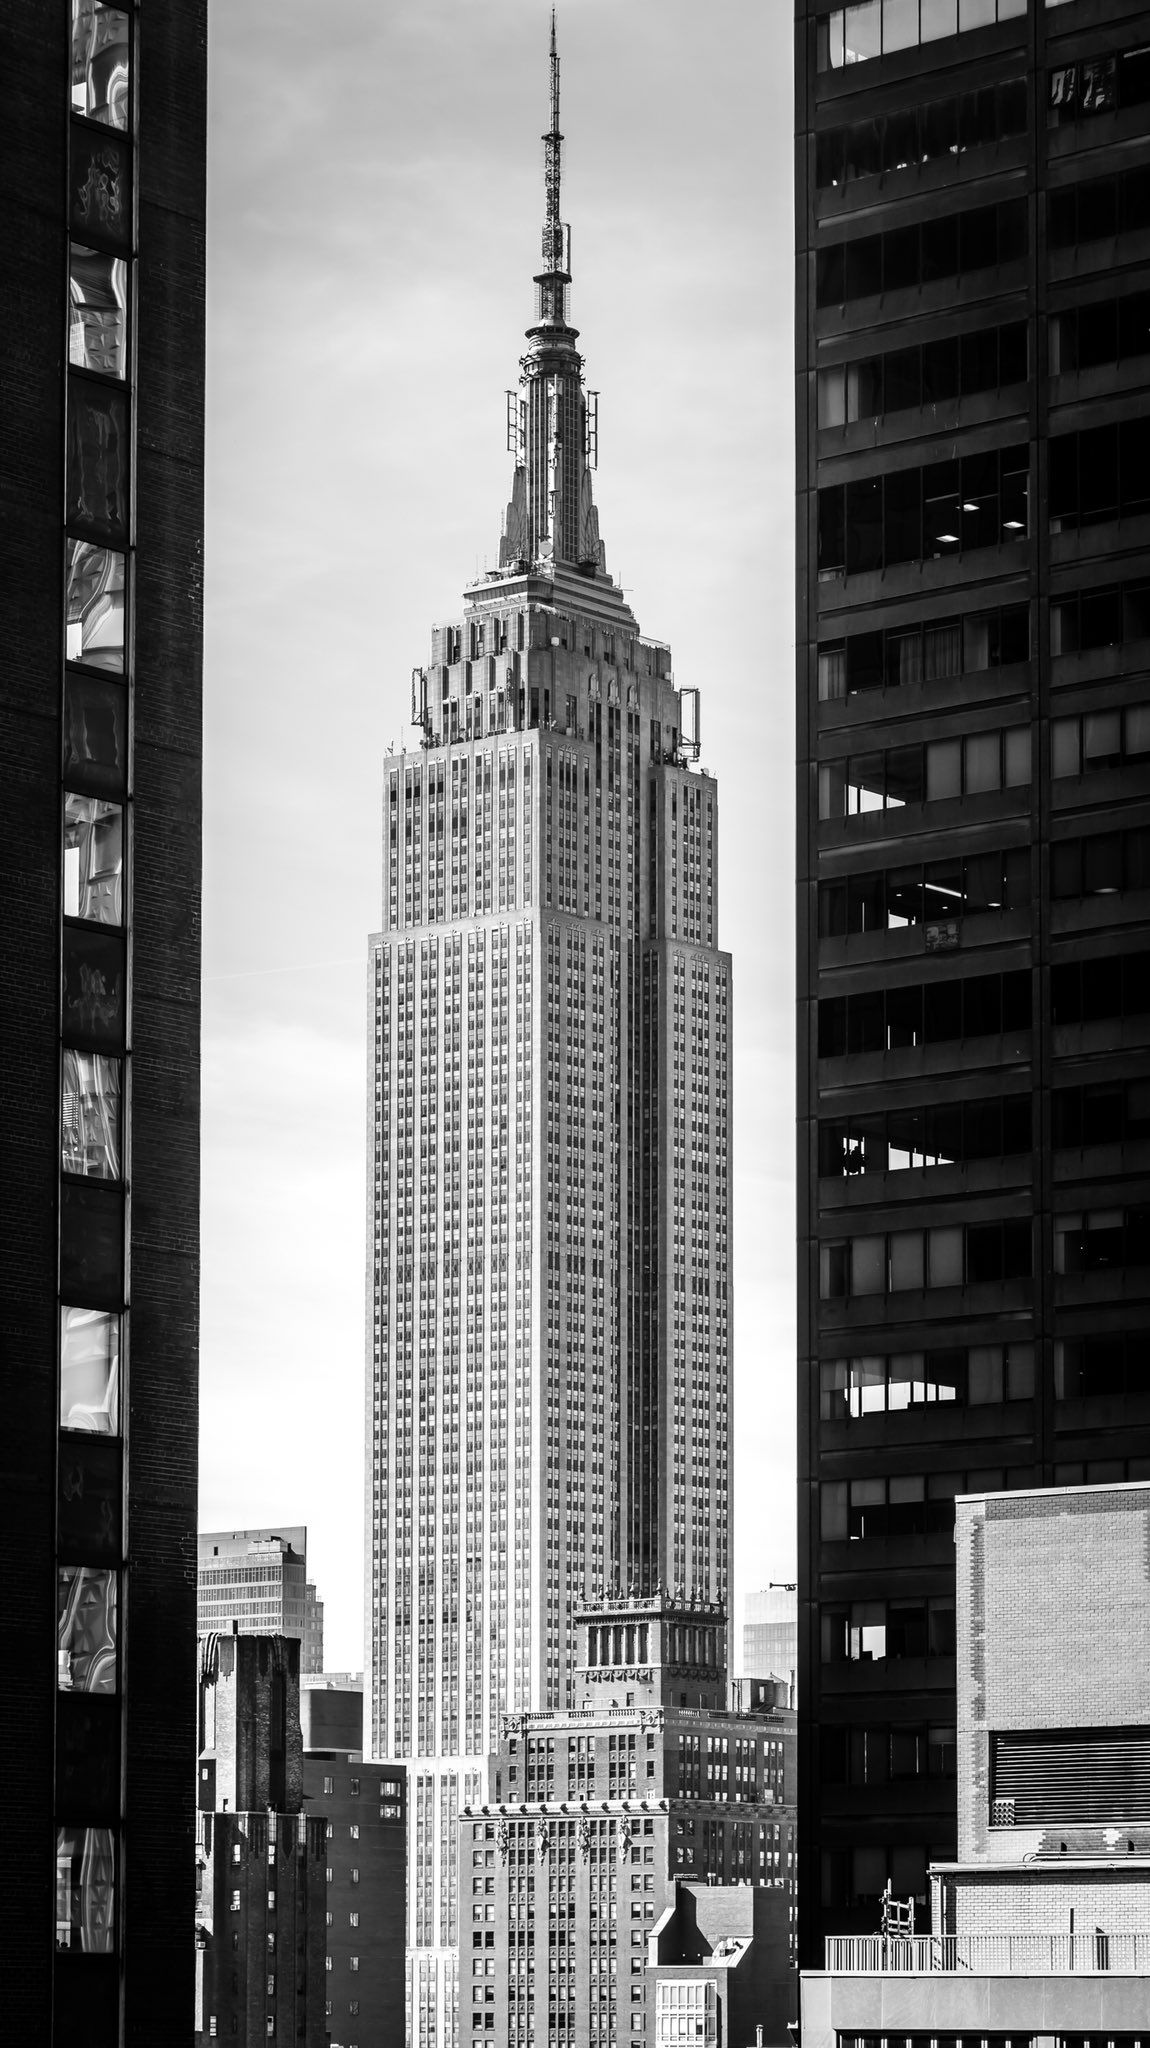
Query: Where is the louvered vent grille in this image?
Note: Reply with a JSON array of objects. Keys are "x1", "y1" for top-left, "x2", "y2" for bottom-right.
[{"x1": 992, "y1": 1727, "x2": 1150, "y2": 1825}]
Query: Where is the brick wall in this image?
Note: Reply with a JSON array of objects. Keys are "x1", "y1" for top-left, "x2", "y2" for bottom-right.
[
  {"x1": 207, "y1": 1635, "x2": 304, "y2": 1814},
  {"x1": 957, "y1": 1483, "x2": 1150, "y2": 1864},
  {"x1": 939, "y1": 1865, "x2": 1150, "y2": 1937}
]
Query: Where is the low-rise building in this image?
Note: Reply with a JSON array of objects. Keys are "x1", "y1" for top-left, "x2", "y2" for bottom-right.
[
  {"x1": 460, "y1": 1596, "x2": 796, "y2": 2045},
  {"x1": 194, "y1": 1633, "x2": 327, "y2": 2047},
  {"x1": 802, "y1": 1481, "x2": 1150, "y2": 2046},
  {"x1": 299, "y1": 1676, "x2": 406, "y2": 2048},
  {"x1": 649, "y1": 1882, "x2": 794, "y2": 2047}
]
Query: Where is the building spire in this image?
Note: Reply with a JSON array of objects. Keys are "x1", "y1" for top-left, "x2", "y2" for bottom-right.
[
  {"x1": 543, "y1": 7, "x2": 563, "y2": 278},
  {"x1": 535, "y1": 4, "x2": 573, "y2": 343},
  {"x1": 498, "y1": 10, "x2": 610, "y2": 581}
]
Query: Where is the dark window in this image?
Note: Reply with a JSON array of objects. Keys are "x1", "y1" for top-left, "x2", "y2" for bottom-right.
[
  {"x1": 960, "y1": 203, "x2": 997, "y2": 271},
  {"x1": 883, "y1": 224, "x2": 919, "y2": 293},
  {"x1": 59, "y1": 1181, "x2": 124, "y2": 1309},
  {"x1": 1051, "y1": 950, "x2": 1150, "y2": 1025},
  {"x1": 819, "y1": 847, "x2": 1029, "y2": 937},
  {"x1": 884, "y1": 345, "x2": 920, "y2": 413},
  {"x1": 62, "y1": 928, "x2": 126, "y2": 1051},
  {"x1": 819, "y1": 1095, "x2": 1031, "y2": 1178},
  {"x1": 887, "y1": 1602, "x2": 927, "y2": 1661},
  {"x1": 1050, "y1": 418, "x2": 1150, "y2": 530},
  {"x1": 817, "y1": 199, "x2": 1027, "y2": 309},
  {"x1": 845, "y1": 235, "x2": 882, "y2": 302},
  {"x1": 818, "y1": 486, "x2": 845, "y2": 574},
  {"x1": 1057, "y1": 1333, "x2": 1150, "y2": 1401},
  {"x1": 883, "y1": 467, "x2": 922, "y2": 566},
  {"x1": 847, "y1": 476, "x2": 883, "y2": 575},
  {"x1": 921, "y1": 214, "x2": 958, "y2": 285},
  {"x1": 928, "y1": 1601, "x2": 956, "y2": 1658},
  {"x1": 818, "y1": 448, "x2": 1028, "y2": 579},
  {"x1": 816, "y1": 243, "x2": 844, "y2": 307},
  {"x1": 63, "y1": 673, "x2": 128, "y2": 796},
  {"x1": 1051, "y1": 827, "x2": 1150, "y2": 900},
  {"x1": 817, "y1": 604, "x2": 1025, "y2": 701},
  {"x1": 818, "y1": 75, "x2": 1027, "y2": 191}
]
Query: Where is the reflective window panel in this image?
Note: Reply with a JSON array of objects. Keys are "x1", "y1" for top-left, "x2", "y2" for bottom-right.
[
  {"x1": 58, "y1": 1565, "x2": 118, "y2": 1692},
  {"x1": 60, "y1": 1307, "x2": 120, "y2": 1433},
  {"x1": 64, "y1": 794, "x2": 123, "y2": 925},
  {"x1": 55, "y1": 1826, "x2": 115, "y2": 1952},
  {"x1": 61, "y1": 1050, "x2": 122, "y2": 1181},
  {"x1": 70, "y1": 3, "x2": 130, "y2": 130},
  {"x1": 62, "y1": 926, "x2": 126, "y2": 1052},
  {"x1": 59, "y1": 1182, "x2": 123, "y2": 1310},
  {"x1": 69, "y1": 246, "x2": 128, "y2": 378},
  {"x1": 69, "y1": 127, "x2": 131, "y2": 250},
  {"x1": 67, "y1": 381, "x2": 129, "y2": 541},
  {"x1": 65, "y1": 541, "x2": 125, "y2": 672}
]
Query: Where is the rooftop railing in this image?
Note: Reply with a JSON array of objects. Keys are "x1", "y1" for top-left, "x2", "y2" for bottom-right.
[{"x1": 825, "y1": 1932, "x2": 1150, "y2": 1975}]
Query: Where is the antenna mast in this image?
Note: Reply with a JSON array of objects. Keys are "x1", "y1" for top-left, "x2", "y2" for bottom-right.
[{"x1": 542, "y1": 8, "x2": 569, "y2": 279}]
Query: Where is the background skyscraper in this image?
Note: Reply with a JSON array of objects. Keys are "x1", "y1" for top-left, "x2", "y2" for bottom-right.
[
  {"x1": 3, "y1": 1, "x2": 206, "y2": 2037},
  {"x1": 796, "y1": 0, "x2": 1150, "y2": 1964},
  {"x1": 742, "y1": 1585, "x2": 799, "y2": 1690},
  {"x1": 198, "y1": 1526, "x2": 325, "y2": 1673},
  {"x1": 365, "y1": 24, "x2": 731, "y2": 2044}
]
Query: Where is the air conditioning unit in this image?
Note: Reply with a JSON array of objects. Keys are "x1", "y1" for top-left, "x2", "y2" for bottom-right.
[{"x1": 991, "y1": 1797, "x2": 1016, "y2": 1827}]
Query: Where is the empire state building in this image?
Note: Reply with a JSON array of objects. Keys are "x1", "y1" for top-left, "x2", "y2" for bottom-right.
[{"x1": 365, "y1": 24, "x2": 732, "y2": 2042}]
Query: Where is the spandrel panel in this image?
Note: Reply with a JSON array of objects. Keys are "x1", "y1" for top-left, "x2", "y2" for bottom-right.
[
  {"x1": 63, "y1": 672, "x2": 127, "y2": 795},
  {"x1": 59, "y1": 1182, "x2": 123, "y2": 1310},
  {"x1": 55, "y1": 1826, "x2": 115, "y2": 1953},
  {"x1": 64, "y1": 794, "x2": 123, "y2": 925},
  {"x1": 62, "y1": 926, "x2": 126, "y2": 1051},
  {"x1": 56, "y1": 1694, "x2": 120, "y2": 1820},
  {"x1": 58, "y1": 1433, "x2": 122, "y2": 1562},
  {"x1": 67, "y1": 380, "x2": 129, "y2": 541},
  {"x1": 66, "y1": 542, "x2": 125, "y2": 672},
  {"x1": 71, "y1": 2, "x2": 130, "y2": 129},
  {"x1": 70, "y1": 127, "x2": 131, "y2": 250},
  {"x1": 62, "y1": 1051, "x2": 122, "y2": 1181},
  {"x1": 60, "y1": 1307, "x2": 120, "y2": 1433},
  {"x1": 53, "y1": 1956, "x2": 118, "y2": 2046},
  {"x1": 59, "y1": 1568, "x2": 118, "y2": 1693},
  {"x1": 69, "y1": 246, "x2": 128, "y2": 378}
]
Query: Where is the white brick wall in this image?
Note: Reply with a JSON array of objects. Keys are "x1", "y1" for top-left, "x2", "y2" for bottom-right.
[{"x1": 955, "y1": 1482, "x2": 1150, "y2": 1865}]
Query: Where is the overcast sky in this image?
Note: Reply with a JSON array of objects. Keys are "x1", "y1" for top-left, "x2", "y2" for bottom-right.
[{"x1": 200, "y1": 0, "x2": 796, "y2": 1672}]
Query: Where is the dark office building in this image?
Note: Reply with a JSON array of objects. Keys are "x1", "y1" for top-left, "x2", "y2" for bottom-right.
[
  {"x1": 299, "y1": 1679, "x2": 407, "y2": 2048},
  {"x1": 796, "y1": 0, "x2": 1150, "y2": 1965},
  {"x1": 3, "y1": 3, "x2": 206, "y2": 2040}
]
